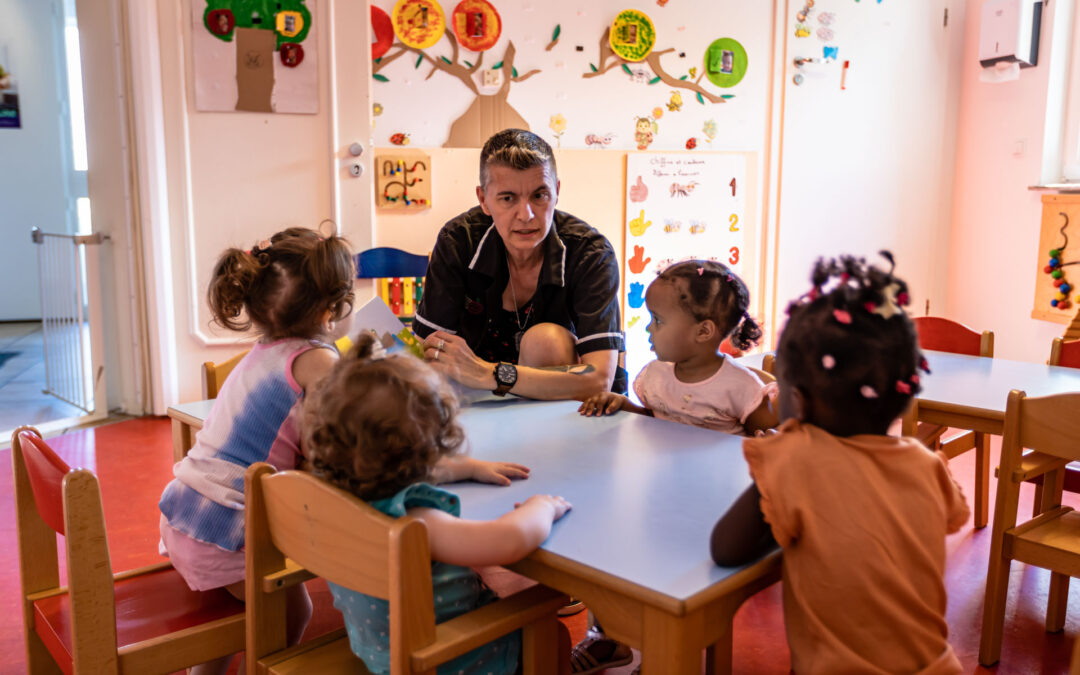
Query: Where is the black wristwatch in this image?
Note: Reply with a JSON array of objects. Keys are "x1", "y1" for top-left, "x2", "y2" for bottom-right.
[{"x1": 493, "y1": 362, "x2": 518, "y2": 396}]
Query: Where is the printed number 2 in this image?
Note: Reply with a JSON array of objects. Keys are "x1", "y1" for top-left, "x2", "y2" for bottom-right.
[
  {"x1": 729, "y1": 247, "x2": 740, "y2": 265},
  {"x1": 730, "y1": 177, "x2": 736, "y2": 196},
  {"x1": 729, "y1": 214, "x2": 739, "y2": 232}
]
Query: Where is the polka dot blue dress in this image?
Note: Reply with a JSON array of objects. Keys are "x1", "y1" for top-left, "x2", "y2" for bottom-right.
[{"x1": 328, "y1": 483, "x2": 520, "y2": 675}]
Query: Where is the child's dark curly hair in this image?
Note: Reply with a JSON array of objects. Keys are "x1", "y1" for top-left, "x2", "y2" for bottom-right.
[
  {"x1": 656, "y1": 260, "x2": 763, "y2": 350},
  {"x1": 777, "y1": 251, "x2": 928, "y2": 433},
  {"x1": 302, "y1": 333, "x2": 465, "y2": 502},
  {"x1": 207, "y1": 226, "x2": 355, "y2": 340}
]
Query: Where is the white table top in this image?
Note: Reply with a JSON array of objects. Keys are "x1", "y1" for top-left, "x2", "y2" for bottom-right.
[
  {"x1": 451, "y1": 399, "x2": 759, "y2": 602},
  {"x1": 168, "y1": 396, "x2": 768, "y2": 603},
  {"x1": 917, "y1": 350, "x2": 1080, "y2": 413}
]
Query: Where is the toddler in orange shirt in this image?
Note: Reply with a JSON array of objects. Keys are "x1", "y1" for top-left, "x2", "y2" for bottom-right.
[{"x1": 711, "y1": 252, "x2": 969, "y2": 674}]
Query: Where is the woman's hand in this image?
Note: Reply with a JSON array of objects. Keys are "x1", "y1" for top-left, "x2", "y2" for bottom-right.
[
  {"x1": 423, "y1": 331, "x2": 496, "y2": 390},
  {"x1": 515, "y1": 494, "x2": 573, "y2": 521},
  {"x1": 468, "y1": 458, "x2": 531, "y2": 486},
  {"x1": 578, "y1": 392, "x2": 626, "y2": 417}
]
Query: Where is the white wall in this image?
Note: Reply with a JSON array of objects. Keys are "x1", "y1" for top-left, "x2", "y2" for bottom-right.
[{"x1": 0, "y1": 0, "x2": 73, "y2": 320}]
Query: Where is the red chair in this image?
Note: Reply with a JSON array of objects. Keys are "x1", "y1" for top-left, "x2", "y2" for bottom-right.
[
  {"x1": 912, "y1": 317, "x2": 994, "y2": 528},
  {"x1": 12, "y1": 426, "x2": 245, "y2": 674}
]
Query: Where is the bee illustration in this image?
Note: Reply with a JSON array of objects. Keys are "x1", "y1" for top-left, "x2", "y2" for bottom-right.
[
  {"x1": 666, "y1": 91, "x2": 683, "y2": 112},
  {"x1": 689, "y1": 220, "x2": 707, "y2": 234},
  {"x1": 663, "y1": 219, "x2": 681, "y2": 233},
  {"x1": 669, "y1": 181, "x2": 699, "y2": 198}
]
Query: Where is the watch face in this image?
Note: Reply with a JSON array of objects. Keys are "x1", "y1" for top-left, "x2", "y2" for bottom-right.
[{"x1": 496, "y1": 362, "x2": 517, "y2": 386}]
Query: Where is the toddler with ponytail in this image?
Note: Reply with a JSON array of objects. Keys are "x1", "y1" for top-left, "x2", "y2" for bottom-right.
[{"x1": 580, "y1": 259, "x2": 776, "y2": 436}]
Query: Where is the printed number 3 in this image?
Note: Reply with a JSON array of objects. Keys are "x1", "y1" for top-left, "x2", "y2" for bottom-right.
[
  {"x1": 729, "y1": 247, "x2": 739, "y2": 265},
  {"x1": 729, "y1": 214, "x2": 739, "y2": 232}
]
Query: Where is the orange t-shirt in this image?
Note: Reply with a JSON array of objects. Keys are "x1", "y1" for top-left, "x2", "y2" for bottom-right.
[{"x1": 743, "y1": 421, "x2": 969, "y2": 674}]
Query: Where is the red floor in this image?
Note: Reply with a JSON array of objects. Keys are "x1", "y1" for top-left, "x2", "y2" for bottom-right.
[{"x1": 1, "y1": 417, "x2": 1078, "y2": 673}]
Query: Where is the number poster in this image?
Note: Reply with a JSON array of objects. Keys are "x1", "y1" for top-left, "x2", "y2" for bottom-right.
[{"x1": 622, "y1": 152, "x2": 748, "y2": 391}]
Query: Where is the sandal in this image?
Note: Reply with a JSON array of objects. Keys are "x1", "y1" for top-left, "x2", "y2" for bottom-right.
[{"x1": 570, "y1": 628, "x2": 633, "y2": 674}]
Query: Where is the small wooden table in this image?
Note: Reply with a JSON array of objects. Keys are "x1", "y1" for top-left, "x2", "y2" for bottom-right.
[
  {"x1": 167, "y1": 399, "x2": 213, "y2": 462},
  {"x1": 166, "y1": 396, "x2": 780, "y2": 673},
  {"x1": 453, "y1": 399, "x2": 780, "y2": 674},
  {"x1": 900, "y1": 350, "x2": 1080, "y2": 436}
]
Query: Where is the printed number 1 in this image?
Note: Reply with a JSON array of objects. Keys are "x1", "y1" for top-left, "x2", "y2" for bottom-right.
[
  {"x1": 729, "y1": 247, "x2": 740, "y2": 265},
  {"x1": 729, "y1": 214, "x2": 739, "y2": 232},
  {"x1": 730, "y1": 177, "x2": 736, "y2": 196}
]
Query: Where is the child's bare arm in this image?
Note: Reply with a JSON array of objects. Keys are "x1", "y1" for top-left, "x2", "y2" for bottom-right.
[
  {"x1": 292, "y1": 346, "x2": 339, "y2": 391},
  {"x1": 409, "y1": 495, "x2": 571, "y2": 567},
  {"x1": 578, "y1": 392, "x2": 653, "y2": 417},
  {"x1": 743, "y1": 398, "x2": 779, "y2": 436},
  {"x1": 710, "y1": 483, "x2": 777, "y2": 567}
]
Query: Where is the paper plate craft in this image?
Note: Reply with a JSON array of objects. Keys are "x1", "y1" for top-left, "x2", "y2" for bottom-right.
[
  {"x1": 609, "y1": 9, "x2": 656, "y2": 62},
  {"x1": 392, "y1": 0, "x2": 446, "y2": 50},
  {"x1": 452, "y1": 0, "x2": 501, "y2": 51},
  {"x1": 704, "y1": 37, "x2": 748, "y2": 88},
  {"x1": 371, "y1": 5, "x2": 395, "y2": 59}
]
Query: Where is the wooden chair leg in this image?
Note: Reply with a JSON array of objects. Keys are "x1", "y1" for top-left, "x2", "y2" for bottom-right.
[
  {"x1": 1048, "y1": 572, "x2": 1070, "y2": 633},
  {"x1": 25, "y1": 628, "x2": 64, "y2": 675},
  {"x1": 521, "y1": 615, "x2": 560, "y2": 675},
  {"x1": 974, "y1": 432, "x2": 989, "y2": 529},
  {"x1": 705, "y1": 630, "x2": 733, "y2": 675},
  {"x1": 979, "y1": 554, "x2": 1014, "y2": 666},
  {"x1": 1033, "y1": 480, "x2": 1044, "y2": 518}
]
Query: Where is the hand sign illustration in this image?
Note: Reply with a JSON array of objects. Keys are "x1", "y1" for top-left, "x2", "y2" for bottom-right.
[
  {"x1": 629, "y1": 210, "x2": 652, "y2": 237},
  {"x1": 629, "y1": 245, "x2": 651, "y2": 274},
  {"x1": 628, "y1": 282, "x2": 646, "y2": 309},
  {"x1": 629, "y1": 175, "x2": 648, "y2": 202}
]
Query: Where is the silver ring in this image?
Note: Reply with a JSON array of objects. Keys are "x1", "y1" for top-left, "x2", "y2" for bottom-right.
[
  {"x1": 434, "y1": 350, "x2": 440, "y2": 361},
  {"x1": 438, "y1": 339, "x2": 446, "y2": 351}
]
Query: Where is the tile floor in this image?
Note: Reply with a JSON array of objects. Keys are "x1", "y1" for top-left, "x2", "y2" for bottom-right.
[{"x1": 0, "y1": 322, "x2": 85, "y2": 433}]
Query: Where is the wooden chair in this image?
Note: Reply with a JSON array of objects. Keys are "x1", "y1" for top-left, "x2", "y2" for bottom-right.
[
  {"x1": 912, "y1": 316, "x2": 994, "y2": 528},
  {"x1": 245, "y1": 463, "x2": 567, "y2": 674},
  {"x1": 979, "y1": 390, "x2": 1080, "y2": 666},
  {"x1": 12, "y1": 426, "x2": 245, "y2": 674},
  {"x1": 761, "y1": 353, "x2": 775, "y2": 375},
  {"x1": 202, "y1": 349, "x2": 249, "y2": 399},
  {"x1": 1030, "y1": 337, "x2": 1080, "y2": 515}
]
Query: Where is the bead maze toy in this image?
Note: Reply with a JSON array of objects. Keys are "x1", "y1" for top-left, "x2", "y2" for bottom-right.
[{"x1": 375, "y1": 150, "x2": 432, "y2": 210}]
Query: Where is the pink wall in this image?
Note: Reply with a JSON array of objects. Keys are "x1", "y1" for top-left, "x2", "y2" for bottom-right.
[{"x1": 947, "y1": 0, "x2": 1063, "y2": 362}]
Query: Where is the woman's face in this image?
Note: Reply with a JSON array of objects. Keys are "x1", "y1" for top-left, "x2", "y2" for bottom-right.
[{"x1": 476, "y1": 162, "x2": 560, "y2": 259}]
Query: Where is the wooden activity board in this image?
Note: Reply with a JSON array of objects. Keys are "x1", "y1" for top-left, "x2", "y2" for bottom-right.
[{"x1": 1034, "y1": 194, "x2": 1080, "y2": 324}]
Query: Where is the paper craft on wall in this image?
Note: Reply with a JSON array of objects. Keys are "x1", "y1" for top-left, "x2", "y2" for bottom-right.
[
  {"x1": 704, "y1": 37, "x2": 747, "y2": 88},
  {"x1": 192, "y1": 0, "x2": 318, "y2": 114},
  {"x1": 372, "y1": 4, "x2": 542, "y2": 147},
  {"x1": 392, "y1": 0, "x2": 447, "y2": 49},
  {"x1": 609, "y1": 9, "x2": 656, "y2": 62},
  {"x1": 451, "y1": 0, "x2": 502, "y2": 51},
  {"x1": 622, "y1": 152, "x2": 748, "y2": 387},
  {"x1": 376, "y1": 150, "x2": 432, "y2": 210},
  {"x1": 1033, "y1": 195, "x2": 1080, "y2": 324}
]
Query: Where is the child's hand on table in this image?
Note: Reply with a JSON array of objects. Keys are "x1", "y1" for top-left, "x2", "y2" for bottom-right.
[
  {"x1": 468, "y1": 458, "x2": 531, "y2": 486},
  {"x1": 515, "y1": 494, "x2": 573, "y2": 521},
  {"x1": 578, "y1": 392, "x2": 626, "y2": 416}
]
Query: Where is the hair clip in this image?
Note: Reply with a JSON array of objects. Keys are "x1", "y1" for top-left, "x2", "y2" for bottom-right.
[
  {"x1": 833, "y1": 309, "x2": 852, "y2": 324},
  {"x1": 871, "y1": 281, "x2": 903, "y2": 319},
  {"x1": 864, "y1": 301, "x2": 876, "y2": 313},
  {"x1": 897, "y1": 291, "x2": 910, "y2": 306},
  {"x1": 895, "y1": 380, "x2": 912, "y2": 395},
  {"x1": 821, "y1": 354, "x2": 836, "y2": 369},
  {"x1": 860, "y1": 385, "x2": 878, "y2": 399},
  {"x1": 808, "y1": 287, "x2": 820, "y2": 301},
  {"x1": 918, "y1": 356, "x2": 931, "y2": 374},
  {"x1": 697, "y1": 267, "x2": 705, "y2": 276},
  {"x1": 909, "y1": 373, "x2": 920, "y2": 386}
]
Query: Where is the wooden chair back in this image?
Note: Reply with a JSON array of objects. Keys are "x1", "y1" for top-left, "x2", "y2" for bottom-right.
[
  {"x1": 912, "y1": 316, "x2": 993, "y2": 357},
  {"x1": 747, "y1": 366, "x2": 776, "y2": 385},
  {"x1": 203, "y1": 349, "x2": 250, "y2": 399},
  {"x1": 1006, "y1": 390, "x2": 1080, "y2": 463},
  {"x1": 761, "y1": 353, "x2": 775, "y2": 375},
  {"x1": 1050, "y1": 337, "x2": 1080, "y2": 369},
  {"x1": 18, "y1": 428, "x2": 71, "y2": 535},
  {"x1": 245, "y1": 463, "x2": 566, "y2": 674}
]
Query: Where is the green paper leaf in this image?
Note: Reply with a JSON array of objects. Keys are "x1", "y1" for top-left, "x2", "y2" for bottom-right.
[
  {"x1": 493, "y1": 61, "x2": 503, "y2": 69},
  {"x1": 589, "y1": 63, "x2": 598, "y2": 72},
  {"x1": 552, "y1": 24, "x2": 561, "y2": 41},
  {"x1": 722, "y1": 94, "x2": 735, "y2": 99},
  {"x1": 679, "y1": 74, "x2": 688, "y2": 80},
  {"x1": 374, "y1": 57, "x2": 382, "y2": 64},
  {"x1": 464, "y1": 60, "x2": 474, "y2": 68},
  {"x1": 415, "y1": 54, "x2": 424, "y2": 68},
  {"x1": 696, "y1": 91, "x2": 705, "y2": 104},
  {"x1": 512, "y1": 67, "x2": 519, "y2": 78},
  {"x1": 621, "y1": 63, "x2": 633, "y2": 75},
  {"x1": 440, "y1": 56, "x2": 452, "y2": 65},
  {"x1": 373, "y1": 73, "x2": 390, "y2": 82},
  {"x1": 648, "y1": 76, "x2": 661, "y2": 84}
]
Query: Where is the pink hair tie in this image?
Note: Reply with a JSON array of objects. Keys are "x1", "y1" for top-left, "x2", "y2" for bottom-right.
[
  {"x1": 895, "y1": 380, "x2": 912, "y2": 394},
  {"x1": 833, "y1": 309, "x2": 852, "y2": 324},
  {"x1": 697, "y1": 267, "x2": 705, "y2": 276}
]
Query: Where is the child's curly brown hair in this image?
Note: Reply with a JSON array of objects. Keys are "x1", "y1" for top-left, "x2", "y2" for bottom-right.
[{"x1": 302, "y1": 333, "x2": 465, "y2": 501}]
